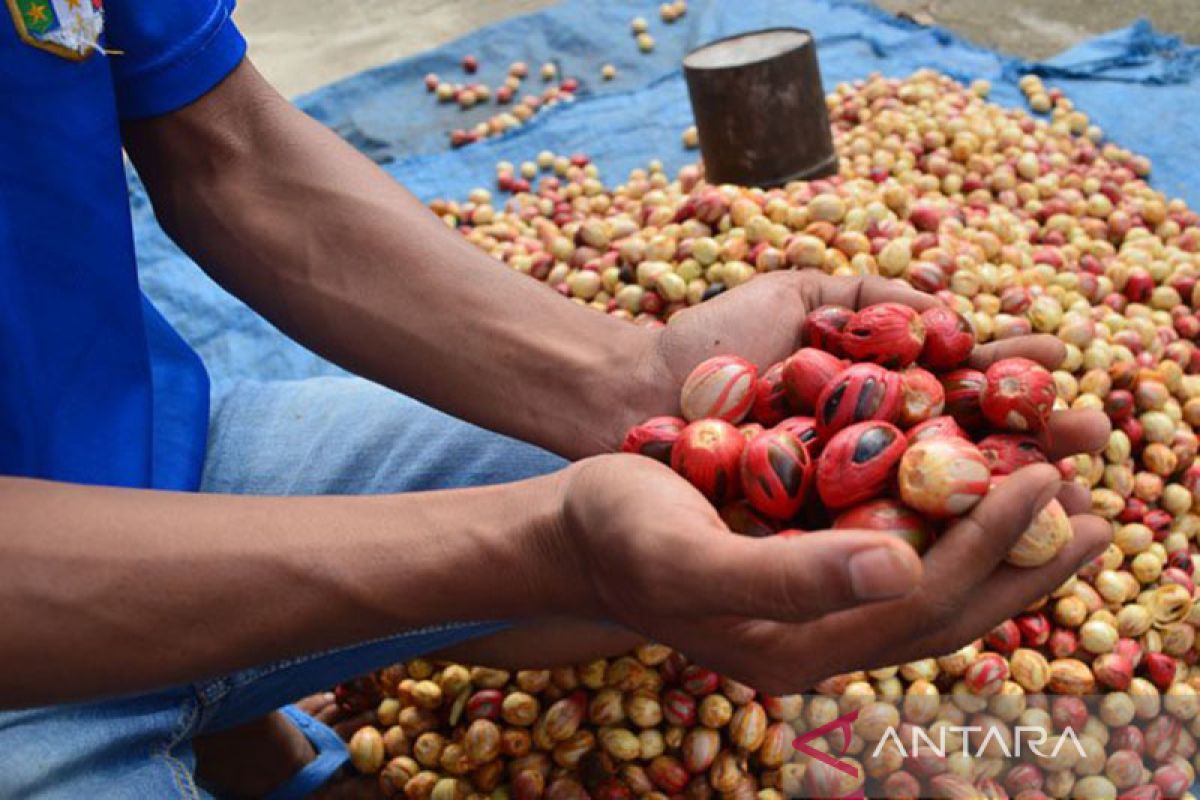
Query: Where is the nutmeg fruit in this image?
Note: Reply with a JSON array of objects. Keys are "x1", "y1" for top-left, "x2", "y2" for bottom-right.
[
  {"x1": 817, "y1": 421, "x2": 907, "y2": 509},
  {"x1": 898, "y1": 437, "x2": 991, "y2": 518},
  {"x1": 841, "y1": 303, "x2": 927, "y2": 368},
  {"x1": 739, "y1": 428, "x2": 813, "y2": 520},
  {"x1": 679, "y1": 355, "x2": 758, "y2": 423},
  {"x1": 670, "y1": 419, "x2": 745, "y2": 504}
]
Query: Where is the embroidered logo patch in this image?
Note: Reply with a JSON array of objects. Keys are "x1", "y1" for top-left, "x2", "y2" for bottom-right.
[{"x1": 7, "y1": 0, "x2": 103, "y2": 61}]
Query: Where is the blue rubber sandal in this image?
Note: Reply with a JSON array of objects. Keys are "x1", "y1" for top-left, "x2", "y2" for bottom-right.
[{"x1": 262, "y1": 704, "x2": 351, "y2": 800}]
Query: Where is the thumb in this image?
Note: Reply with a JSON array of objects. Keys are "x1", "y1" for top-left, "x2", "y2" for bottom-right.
[{"x1": 688, "y1": 529, "x2": 924, "y2": 622}]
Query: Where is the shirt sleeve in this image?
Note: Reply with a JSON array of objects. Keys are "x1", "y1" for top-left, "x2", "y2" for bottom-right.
[{"x1": 105, "y1": 0, "x2": 247, "y2": 119}]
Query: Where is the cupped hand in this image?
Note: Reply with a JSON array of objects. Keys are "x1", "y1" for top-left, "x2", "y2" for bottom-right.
[
  {"x1": 566, "y1": 270, "x2": 1114, "y2": 691},
  {"x1": 551, "y1": 441, "x2": 1108, "y2": 695}
]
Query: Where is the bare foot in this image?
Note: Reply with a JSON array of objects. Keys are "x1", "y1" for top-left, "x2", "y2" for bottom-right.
[{"x1": 193, "y1": 692, "x2": 373, "y2": 799}]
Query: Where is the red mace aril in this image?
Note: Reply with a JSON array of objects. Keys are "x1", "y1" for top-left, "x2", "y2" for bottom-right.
[
  {"x1": 1050, "y1": 696, "x2": 1088, "y2": 734},
  {"x1": 738, "y1": 422, "x2": 764, "y2": 440},
  {"x1": 841, "y1": 303, "x2": 927, "y2": 368},
  {"x1": 815, "y1": 363, "x2": 902, "y2": 439},
  {"x1": 679, "y1": 664, "x2": 719, "y2": 696},
  {"x1": 679, "y1": 355, "x2": 758, "y2": 423},
  {"x1": 621, "y1": 416, "x2": 686, "y2": 463},
  {"x1": 940, "y1": 368, "x2": 988, "y2": 430},
  {"x1": 466, "y1": 689, "x2": 504, "y2": 721},
  {"x1": 670, "y1": 419, "x2": 745, "y2": 505},
  {"x1": 1012, "y1": 614, "x2": 1051, "y2": 652},
  {"x1": 977, "y1": 434, "x2": 1047, "y2": 475},
  {"x1": 964, "y1": 652, "x2": 1009, "y2": 695},
  {"x1": 1093, "y1": 652, "x2": 1134, "y2": 690},
  {"x1": 898, "y1": 366, "x2": 946, "y2": 427},
  {"x1": 750, "y1": 363, "x2": 790, "y2": 426},
  {"x1": 1004, "y1": 764, "x2": 1045, "y2": 796},
  {"x1": 781, "y1": 348, "x2": 847, "y2": 413},
  {"x1": 1114, "y1": 638, "x2": 1142, "y2": 668},
  {"x1": 981, "y1": 357, "x2": 1056, "y2": 433},
  {"x1": 984, "y1": 619, "x2": 1021, "y2": 655},
  {"x1": 801, "y1": 304, "x2": 854, "y2": 356},
  {"x1": 646, "y1": 756, "x2": 688, "y2": 794},
  {"x1": 1046, "y1": 628, "x2": 1077, "y2": 660},
  {"x1": 739, "y1": 429, "x2": 813, "y2": 520},
  {"x1": 817, "y1": 421, "x2": 906, "y2": 510},
  {"x1": 898, "y1": 437, "x2": 990, "y2": 518},
  {"x1": 919, "y1": 306, "x2": 975, "y2": 370},
  {"x1": 774, "y1": 416, "x2": 820, "y2": 453},
  {"x1": 906, "y1": 415, "x2": 967, "y2": 444},
  {"x1": 1153, "y1": 764, "x2": 1190, "y2": 800},
  {"x1": 719, "y1": 500, "x2": 779, "y2": 538},
  {"x1": 1144, "y1": 717, "x2": 1182, "y2": 763},
  {"x1": 1005, "y1": 495, "x2": 1072, "y2": 567},
  {"x1": 833, "y1": 498, "x2": 934, "y2": 555},
  {"x1": 661, "y1": 688, "x2": 697, "y2": 727},
  {"x1": 1110, "y1": 726, "x2": 1144, "y2": 756},
  {"x1": 1142, "y1": 652, "x2": 1177, "y2": 691}
]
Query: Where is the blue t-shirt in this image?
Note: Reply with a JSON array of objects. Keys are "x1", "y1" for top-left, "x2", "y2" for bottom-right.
[{"x1": 0, "y1": 0, "x2": 246, "y2": 490}]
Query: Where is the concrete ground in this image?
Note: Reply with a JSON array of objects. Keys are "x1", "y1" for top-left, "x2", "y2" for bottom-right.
[{"x1": 235, "y1": 0, "x2": 1200, "y2": 98}]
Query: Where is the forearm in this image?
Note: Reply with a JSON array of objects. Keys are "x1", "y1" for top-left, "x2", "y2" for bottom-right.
[
  {"x1": 0, "y1": 473, "x2": 568, "y2": 707},
  {"x1": 122, "y1": 61, "x2": 669, "y2": 459}
]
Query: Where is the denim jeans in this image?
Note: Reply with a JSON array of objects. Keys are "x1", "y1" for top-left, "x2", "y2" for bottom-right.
[{"x1": 0, "y1": 377, "x2": 567, "y2": 798}]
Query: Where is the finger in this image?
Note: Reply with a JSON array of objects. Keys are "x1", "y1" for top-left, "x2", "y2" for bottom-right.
[
  {"x1": 924, "y1": 463, "x2": 1062, "y2": 589},
  {"x1": 968, "y1": 334, "x2": 1065, "y2": 371},
  {"x1": 784, "y1": 512, "x2": 1113, "y2": 679},
  {"x1": 1057, "y1": 481, "x2": 1091, "y2": 516},
  {"x1": 295, "y1": 692, "x2": 336, "y2": 716},
  {"x1": 799, "y1": 273, "x2": 940, "y2": 313},
  {"x1": 691, "y1": 529, "x2": 923, "y2": 622},
  {"x1": 1042, "y1": 409, "x2": 1111, "y2": 460},
  {"x1": 928, "y1": 514, "x2": 1112, "y2": 651}
]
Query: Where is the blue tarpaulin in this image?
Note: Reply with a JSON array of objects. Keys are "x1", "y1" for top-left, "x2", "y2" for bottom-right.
[{"x1": 129, "y1": 0, "x2": 1200, "y2": 387}]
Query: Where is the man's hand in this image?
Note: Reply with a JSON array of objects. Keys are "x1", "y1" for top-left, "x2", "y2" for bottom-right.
[
  {"x1": 545, "y1": 438, "x2": 1109, "y2": 694},
  {"x1": 618, "y1": 271, "x2": 1066, "y2": 441}
]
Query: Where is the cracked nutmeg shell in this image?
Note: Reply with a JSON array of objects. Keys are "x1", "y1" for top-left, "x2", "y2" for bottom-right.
[
  {"x1": 817, "y1": 420, "x2": 907, "y2": 509},
  {"x1": 815, "y1": 363, "x2": 903, "y2": 440}
]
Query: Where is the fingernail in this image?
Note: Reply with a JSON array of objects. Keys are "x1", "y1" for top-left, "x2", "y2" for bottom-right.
[{"x1": 849, "y1": 547, "x2": 917, "y2": 601}]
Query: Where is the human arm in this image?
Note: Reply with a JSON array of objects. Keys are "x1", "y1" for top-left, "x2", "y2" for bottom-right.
[
  {"x1": 120, "y1": 60, "x2": 668, "y2": 461},
  {"x1": 0, "y1": 387, "x2": 1110, "y2": 708}
]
